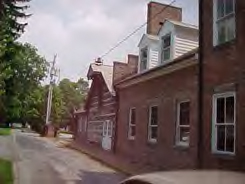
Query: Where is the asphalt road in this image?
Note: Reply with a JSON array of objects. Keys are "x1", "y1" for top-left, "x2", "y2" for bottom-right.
[{"x1": 13, "y1": 130, "x2": 126, "y2": 184}]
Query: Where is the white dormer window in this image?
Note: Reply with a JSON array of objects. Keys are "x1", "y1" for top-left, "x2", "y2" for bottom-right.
[
  {"x1": 140, "y1": 47, "x2": 148, "y2": 71},
  {"x1": 213, "y1": 0, "x2": 236, "y2": 46},
  {"x1": 161, "y1": 34, "x2": 171, "y2": 63}
]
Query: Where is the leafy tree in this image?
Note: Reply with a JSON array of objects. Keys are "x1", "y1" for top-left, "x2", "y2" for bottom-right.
[
  {"x1": 57, "y1": 78, "x2": 88, "y2": 127},
  {"x1": 0, "y1": 0, "x2": 32, "y2": 125},
  {"x1": 0, "y1": 0, "x2": 31, "y2": 92},
  {"x1": 2, "y1": 42, "x2": 49, "y2": 124}
]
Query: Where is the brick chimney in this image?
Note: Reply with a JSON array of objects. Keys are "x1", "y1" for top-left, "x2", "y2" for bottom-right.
[
  {"x1": 113, "y1": 55, "x2": 138, "y2": 84},
  {"x1": 147, "y1": 1, "x2": 182, "y2": 35}
]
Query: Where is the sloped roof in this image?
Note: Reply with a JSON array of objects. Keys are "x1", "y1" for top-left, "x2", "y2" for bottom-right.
[
  {"x1": 87, "y1": 63, "x2": 114, "y2": 95},
  {"x1": 115, "y1": 48, "x2": 198, "y2": 88},
  {"x1": 158, "y1": 19, "x2": 198, "y2": 35},
  {"x1": 138, "y1": 33, "x2": 160, "y2": 47},
  {"x1": 166, "y1": 19, "x2": 198, "y2": 30}
]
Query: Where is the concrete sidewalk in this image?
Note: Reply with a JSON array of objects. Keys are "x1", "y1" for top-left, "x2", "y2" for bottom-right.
[{"x1": 0, "y1": 133, "x2": 14, "y2": 160}]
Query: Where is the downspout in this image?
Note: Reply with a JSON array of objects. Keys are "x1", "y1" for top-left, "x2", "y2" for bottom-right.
[
  {"x1": 112, "y1": 85, "x2": 119, "y2": 154},
  {"x1": 197, "y1": 0, "x2": 204, "y2": 169}
]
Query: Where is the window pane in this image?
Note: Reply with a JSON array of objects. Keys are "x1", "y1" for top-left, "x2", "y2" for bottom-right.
[
  {"x1": 151, "y1": 106, "x2": 158, "y2": 125},
  {"x1": 179, "y1": 127, "x2": 190, "y2": 144},
  {"x1": 131, "y1": 126, "x2": 136, "y2": 137},
  {"x1": 217, "y1": 0, "x2": 225, "y2": 19},
  {"x1": 225, "y1": 0, "x2": 234, "y2": 15},
  {"x1": 217, "y1": 125, "x2": 225, "y2": 151},
  {"x1": 226, "y1": 125, "x2": 234, "y2": 152},
  {"x1": 141, "y1": 48, "x2": 147, "y2": 58},
  {"x1": 226, "y1": 96, "x2": 234, "y2": 123},
  {"x1": 163, "y1": 35, "x2": 171, "y2": 48},
  {"x1": 226, "y1": 16, "x2": 236, "y2": 41},
  {"x1": 140, "y1": 48, "x2": 148, "y2": 71},
  {"x1": 109, "y1": 122, "x2": 113, "y2": 137},
  {"x1": 179, "y1": 102, "x2": 190, "y2": 125},
  {"x1": 163, "y1": 48, "x2": 170, "y2": 61},
  {"x1": 217, "y1": 21, "x2": 226, "y2": 44},
  {"x1": 217, "y1": 97, "x2": 225, "y2": 123},
  {"x1": 131, "y1": 109, "x2": 136, "y2": 125},
  {"x1": 151, "y1": 126, "x2": 158, "y2": 140},
  {"x1": 140, "y1": 59, "x2": 147, "y2": 70}
]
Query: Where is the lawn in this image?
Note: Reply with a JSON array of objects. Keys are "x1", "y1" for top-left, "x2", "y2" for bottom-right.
[
  {"x1": 0, "y1": 158, "x2": 13, "y2": 184},
  {"x1": 0, "y1": 128, "x2": 11, "y2": 136}
]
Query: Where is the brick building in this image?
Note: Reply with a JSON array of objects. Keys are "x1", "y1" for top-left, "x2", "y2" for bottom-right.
[
  {"x1": 74, "y1": 60, "x2": 116, "y2": 151},
  {"x1": 74, "y1": 0, "x2": 245, "y2": 173},
  {"x1": 200, "y1": 0, "x2": 245, "y2": 170},
  {"x1": 74, "y1": 56, "x2": 138, "y2": 152},
  {"x1": 115, "y1": 50, "x2": 198, "y2": 170},
  {"x1": 114, "y1": 2, "x2": 199, "y2": 170}
]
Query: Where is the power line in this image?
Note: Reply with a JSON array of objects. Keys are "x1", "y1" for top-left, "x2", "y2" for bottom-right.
[{"x1": 100, "y1": 0, "x2": 177, "y2": 59}]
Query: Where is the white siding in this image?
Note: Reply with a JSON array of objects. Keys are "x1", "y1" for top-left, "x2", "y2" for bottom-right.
[
  {"x1": 175, "y1": 37, "x2": 198, "y2": 58},
  {"x1": 138, "y1": 34, "x2": 159, "y2": 72},
  {"x1": 149, "y1": 49, "x2": 159, "y2": 68}
]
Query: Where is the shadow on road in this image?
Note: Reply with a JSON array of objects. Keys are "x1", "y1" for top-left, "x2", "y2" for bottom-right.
[{"x1": 74, "y1": 169, "x2": 126, "y2": 184}]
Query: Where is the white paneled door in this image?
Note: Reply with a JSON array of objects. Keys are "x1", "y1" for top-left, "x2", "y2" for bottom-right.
[{"x1": 102, "y1": 120, "x2": 113, "y2": 151}]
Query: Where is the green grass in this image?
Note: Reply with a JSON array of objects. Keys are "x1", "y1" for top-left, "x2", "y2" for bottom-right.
[
  {"x1": 0, "y1": 128, "x2": 11, "y2": 136},
  {"x1": 0, "y1": 158, "x2": 13, "y2": 184}
]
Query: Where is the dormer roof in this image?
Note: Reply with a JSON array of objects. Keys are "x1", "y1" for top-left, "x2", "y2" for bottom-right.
[
  {"x1": 138, "y1": 34, "x2": 160, "y2": 48},
  {"x1": 158, "y1": 19, "x2": 198, "y2": 35}
]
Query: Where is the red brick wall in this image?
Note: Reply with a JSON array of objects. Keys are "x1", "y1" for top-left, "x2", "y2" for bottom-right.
[
  {"x1": 113, "y1": 55, "x2": 138, "y2": 84},
  {"x1": 116, "y1": 64, "x2": 199, "y2": 171},
  {"x1": 147, "y1": 2, "x2": 182, "y2": 35},
  {"x1": 201, "y1": 0, "x2": 245, "y2": 171}
]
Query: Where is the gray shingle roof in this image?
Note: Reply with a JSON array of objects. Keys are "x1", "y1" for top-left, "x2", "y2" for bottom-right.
[{"x1": 88, "y1": 63, "x2": 115, "y2": 95}]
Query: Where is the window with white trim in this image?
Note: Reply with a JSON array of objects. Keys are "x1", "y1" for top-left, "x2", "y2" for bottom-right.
[
  {"x1": 128, "y1": 108, "x2": 136, "y2": 140},
  {"x1": 161, "y1": 34, "x2": 171, "y2": 62},
  {"x1": 140, "y1": 47, "x2": 148, "y2": 71},
  {"x1": 213, "y1": 93, "x2": 235, "y2": 154},
  {"x1": 176, "y1": 101, "x2": 190, "y2": 146},
  {"x1": 148, "y1": 106, "x2": 158, "y2": 142},
  {"x1": 213, "y1": 0, "x2": 236, "y2": 45}
]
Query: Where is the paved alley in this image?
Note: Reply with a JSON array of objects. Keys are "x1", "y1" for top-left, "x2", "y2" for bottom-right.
[{"x1": 12, "y1": 130, "x2": 126, "y2": 184}]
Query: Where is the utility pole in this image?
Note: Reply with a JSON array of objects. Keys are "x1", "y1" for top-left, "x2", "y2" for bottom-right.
[{"x1": 45, "y1": 54, "x2": 58, "y2": 126}]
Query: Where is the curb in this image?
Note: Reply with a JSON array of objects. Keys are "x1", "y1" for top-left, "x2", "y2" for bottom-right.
[{"x1": 67, "y1": 143, "x2": 132, "y2": 176}]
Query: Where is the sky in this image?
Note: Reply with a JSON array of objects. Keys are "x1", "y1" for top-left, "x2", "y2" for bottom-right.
[{"x1": 19, "y1": 0, "x2": 199, "y2": 82}]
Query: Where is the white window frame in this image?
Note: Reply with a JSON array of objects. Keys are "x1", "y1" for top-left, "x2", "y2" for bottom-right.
[
  {"x1": 212, "y1": 92, "x2": 236, "y2": 155},
  {"x1": 128, "y1": 108, "x2": 136, "y2": 140},
  {"x1": 139, "y1": 47, "x2": 148, "y2": 72},
  {"x1": 148, "y1": 105, "x2": 158, "y2": 143},
  {"x1": 176, "y1": 100, "x2": 191, "y2": 147},
  {"x1": 213, "y1": 0, "x2": 236, "y2": 46},
  {"x1": 161, "y1": 33, "x2": 171, "y2": 63}
]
